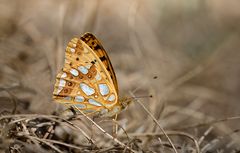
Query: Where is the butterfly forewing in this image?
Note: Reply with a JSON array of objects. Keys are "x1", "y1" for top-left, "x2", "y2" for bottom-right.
[
  {"x1": 53, "y1": 36, "x2": 118, "y2": 115},
  {"x1": 80, "y1": 33, "x2": 119, "y2": 94}
]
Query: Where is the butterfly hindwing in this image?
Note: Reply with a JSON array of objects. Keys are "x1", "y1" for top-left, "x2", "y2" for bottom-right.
[{"x1": 53, "y1": 37, "x2": 118, "y2": 115}]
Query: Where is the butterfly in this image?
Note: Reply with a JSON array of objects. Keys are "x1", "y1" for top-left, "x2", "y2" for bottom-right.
[{"x1": 53, "y1": 33, "x2": 131, "y2": 117}]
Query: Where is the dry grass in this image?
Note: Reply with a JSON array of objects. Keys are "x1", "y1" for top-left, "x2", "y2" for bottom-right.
[{"x1": 0, "y1": 0, "x2": 240, "y2": 152}]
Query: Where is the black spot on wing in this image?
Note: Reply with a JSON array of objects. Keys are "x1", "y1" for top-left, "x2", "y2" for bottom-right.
[
  {"x1": 91, "y1": 59, "x2": 97, "y2": 64},
  {"x1": 100, "y1": 56, "x2": 107, "y2": 61},
  {"x1": 81, "y1": 37, "x2": 86, "y2": 41},
  {"x1": 94, "y1": 44, "x2": 101, "y2": 51}
]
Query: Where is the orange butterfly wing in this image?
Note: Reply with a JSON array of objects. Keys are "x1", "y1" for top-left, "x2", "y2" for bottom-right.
[
  {"x1": 80, "y1": 33, "x2": 119, "y2": 94},
  {"x1": 53, "y1": 35, "x2": 120, "y2": 116}
]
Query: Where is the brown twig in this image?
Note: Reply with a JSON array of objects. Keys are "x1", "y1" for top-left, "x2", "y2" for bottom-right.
[
  {"x1": 73, "y1": 106, "x2": 137, "y2": 153},
  {"x1": 130, "y1": 92, "x2": 179, "y2": 153},
  {"x1": 120, "y1": 131, "x2": 200, "y2": 153},
  {"x1": 0, "y1": 114, "x2": 93, "y2": 144}
]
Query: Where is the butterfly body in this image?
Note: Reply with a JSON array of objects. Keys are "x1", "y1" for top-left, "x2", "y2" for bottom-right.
[{"x1": 53, "y1": 33, "x2": 129, "y2": 117}]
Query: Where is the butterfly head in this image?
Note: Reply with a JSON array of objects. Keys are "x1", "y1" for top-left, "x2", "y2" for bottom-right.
[
  {"x1": 119, "y1": 95, "x2": 153, "y2": 110},
  {"x1": 119, "y1": 97, "x2": 133, "y2": 109}
]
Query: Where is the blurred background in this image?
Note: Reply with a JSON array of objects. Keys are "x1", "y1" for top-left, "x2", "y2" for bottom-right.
[{"x1": 0, "y1": 0, "x2": 240, "y2": 152}]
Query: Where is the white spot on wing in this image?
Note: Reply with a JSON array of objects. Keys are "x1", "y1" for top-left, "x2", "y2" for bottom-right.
[
  {"x1": 64, "y1": 97, "x2": 71, "y2": 100},
  {"x1": 78, "y1": 66, "x2": 88, "y2": 74},
  {"x1": 70, "y1": 48, "x2": 75, "y2": 53},
  {"x1": 107, "y1": 94, "x2": 115, "y2": 102},
  {"x1": 95, "y1": 72, "x2": 101, "y2": 81},
  {"x1": 61, "y1": 73, "x2": 67, "y2": 78},
  {"x1": 99, "y1": 84, "x2": 109, "y2": 96},
  {"x1": 75, "y1": 96, "x2": 84, "y2": 102},
  {"x1": 88, "y1": 99, "x2": 102, "y2": 106},
  {"x1": 56, "y1": 87, "x2": 63, "y2": 94},
  {"x1": 75, "y1": 104, "x2": 86, "y2": 109},
  {"x1": 85, "y1": 64, "x2": 92, "y2": 69},
  {"x1": 80, "y1": 83, "x2": 95, "y2": 96},
  {"x1": 59, "y1": 79, "x2": 66, "y2": 87},
  {"x1": 70, "y1": 69, "x2": 79, "y2": 76}
]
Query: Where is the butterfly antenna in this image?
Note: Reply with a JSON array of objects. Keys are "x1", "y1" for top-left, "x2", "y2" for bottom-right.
[{"x1": 127, "y1": 95, "x2": 153, "y2": 101}]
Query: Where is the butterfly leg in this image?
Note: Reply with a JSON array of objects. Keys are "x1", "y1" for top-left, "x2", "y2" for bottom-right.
[
  {"x1": 90, "y1": 116, "x2": 97, "y2": 140},
  {"x1": 112, "y1": 114, "x2": 118, "y2": 138}
]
